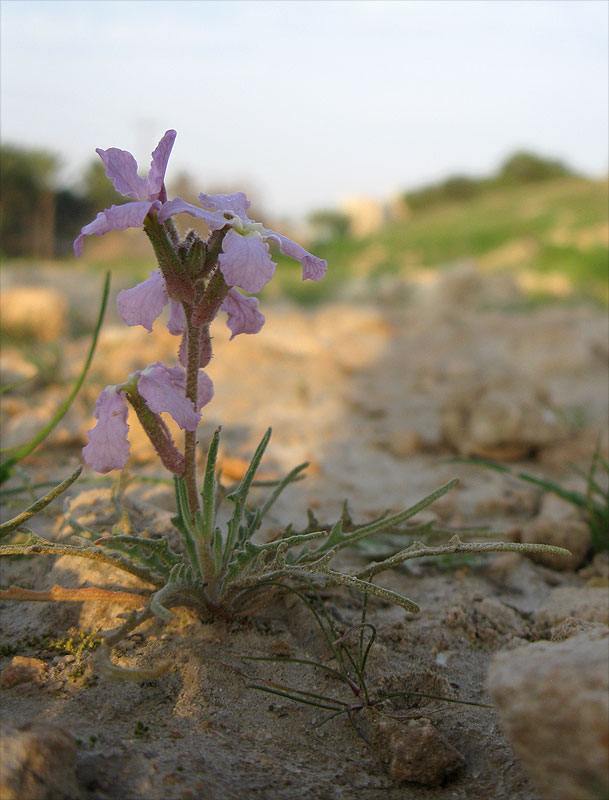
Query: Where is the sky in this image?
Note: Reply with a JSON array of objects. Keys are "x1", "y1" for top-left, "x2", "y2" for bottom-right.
[{"x1": 1, "y1": 0, "x2": 607, "y2": 220}]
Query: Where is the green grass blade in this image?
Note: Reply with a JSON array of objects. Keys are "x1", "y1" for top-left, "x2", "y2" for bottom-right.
[
  {"x1": 247, "y1": 684, "x2": 346, "y2": 712},
  {"x1": 0, "y1": 466, "x2": 82, "y2": 538},
  {"x1": 234, "y1": 654, "x2": 351, "y2": 685},
  {"x1": 253, "y1": 462, "x2": 309, "y2": 533}
]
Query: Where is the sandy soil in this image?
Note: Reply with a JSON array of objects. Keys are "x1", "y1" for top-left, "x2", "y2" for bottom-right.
[{"x1": 1, "y1": 264, "x2": 608, "y2": 799}]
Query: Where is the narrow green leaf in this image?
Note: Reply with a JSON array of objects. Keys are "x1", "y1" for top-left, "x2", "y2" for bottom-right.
[
  {"x1": 223, "y1": 427, "x2": 272, "y2": 567},
  {"x1": 172, "y1": 477, "x2": 201, "y2": 575},
  {"x1": 200, "y1": 428, "x2": 221, "y2": 543}
]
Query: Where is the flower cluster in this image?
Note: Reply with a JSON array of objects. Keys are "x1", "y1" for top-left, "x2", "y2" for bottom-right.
[{"x1": 77, "y1": 130, "x2": 326, "y2": 474}]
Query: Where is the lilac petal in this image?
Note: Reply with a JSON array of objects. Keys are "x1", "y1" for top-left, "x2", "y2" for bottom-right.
[
  {"x1": 103, "y1": 201, "x2": 157, "y2": 230},
  {"x1": 96, "y1": 147, "x2": 149, "y2": 201},
  {"x1": 221, "y1": 288, "x2": 265, "y2": 339},
  {"x1": 82, "y1": 388, "x2": 130, "y2": 473},
  {"x1": 167, "y1": 300, "x2": 186, "y2": 336},
  {"x1": 158, "y1": 197, "x2": 227, "y2": 230},
  {"x1": 74, "y1": 211, "x2": 112, "y2": 256},
  {"x1": 73, "y1": 201, "x2": 155, "y2": 257},
  {"x1": 264, "y1": 230, "x2": 327, "y2": 282},
  {"x1": 147, "y1": 130, "x2": 177, "y2": 200},
  {"x1": 218, "y1": 230, "x2": 276, "y2": 294},
  {"x1": 116, "y1": 269, "x2": 168, "y2": 333},
  {"x1": 197, "y1": 369, "x2": 214, "y2": 410},
  {"x1": 198, "y1": 192, "x2": 251, "y2": 219},
  {"x1": 138, "y1": 363, "x2": 200, "y2": 431},
  {"x1": 178, "y1": 334, "x2": 188, "y2": 368}
]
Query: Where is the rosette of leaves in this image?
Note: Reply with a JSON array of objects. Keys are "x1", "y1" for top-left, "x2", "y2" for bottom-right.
[{"x1": 0, "y1": 428, "x2": 570, "y2": 678}]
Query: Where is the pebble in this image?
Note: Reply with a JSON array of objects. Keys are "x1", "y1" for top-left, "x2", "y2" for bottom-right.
[
  {"x1": 370, "y1": 717, "x2": 465, "y2": 785},
  {"x1": 0, "y1": 656, "x2": 48, "y2": 688}
]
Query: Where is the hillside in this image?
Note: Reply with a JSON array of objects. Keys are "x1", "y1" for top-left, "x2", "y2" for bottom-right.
[{"x1": 270, "y1": 176, "x2": 608, "y2": 305}]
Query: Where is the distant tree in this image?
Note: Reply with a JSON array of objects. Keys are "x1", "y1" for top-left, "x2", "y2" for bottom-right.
[
  {"x1": 53, "y1": 188, "x2": 92, "y2": 256},
  {"x1": 497, "y1": 151, "x2": 575, "y2": 184},
  {"x1": 402, "y1": 151, "x2": 577, "y2": 214},
  {"x1": 0, "y1": 145, "x2": 58, "y2": 257},
  {"x1": 441, "y1": 175, "x2": 481, "y2": 201},
  {"x1": 48, "y1": 159, "x2": 128, "y2": 256},
  {"x1": 308, "y1": 209, "x2": 351, "y2": 239},
  {"x1": 404, "y1": 174, "x2": 481, "y2": 212}
]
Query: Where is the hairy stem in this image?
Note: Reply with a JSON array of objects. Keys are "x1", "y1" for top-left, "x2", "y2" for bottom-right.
[
  {"x1": 184, "y1": 312, "x2": 202, "y2": 516},
  {"x1": 126, "y1": 392, "x2": 185, "y2": 476}
]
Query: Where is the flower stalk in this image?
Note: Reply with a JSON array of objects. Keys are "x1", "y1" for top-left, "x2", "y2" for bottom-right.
[{"x1": 183, "y1": 313, "x2": 202, "y2": 515}]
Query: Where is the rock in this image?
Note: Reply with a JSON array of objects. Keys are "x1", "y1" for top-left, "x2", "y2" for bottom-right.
[
  {"x1": 487, "y1": 629, "x2": 609, "y2": 800},
  {"x1": 441, "y1": 376, "x2": 566, "y2": 459},
  {"x1": 0, "y1": 287, "x2": 68, "y2": 342},
  {"x1": 579, "y1": 551, "x2": 609, "y2": 582},
  {"x1": 536, "y1": 586, "x2": 609, "y2": 626},
  {"x1": 519, "y1": 518, "x2": 592, "y2": 570},
  {"x1": 414, "y1": 262, "x2": 521, "y2": 309},
  {"x1": 0, "y1": 721, "x2": 79, "y2": 799},
  {"x1": 0, "y1": 656, "x2": 48, "y2": 688},
  {"x1": 548, "y1": 617, "x2": 608, "y2": 642},
  {"x1": 370, "y1": 717, "x2": 465, "y2": 785},
  {"x1": 538, "y1": 491, "x2": 582, "y2": 521},
  {"x1": 444, "y1": 596, "x2": 530, "y2": 645},
  {"x1": 385, "y1": 429, "x2": 424, "y2": 457}
]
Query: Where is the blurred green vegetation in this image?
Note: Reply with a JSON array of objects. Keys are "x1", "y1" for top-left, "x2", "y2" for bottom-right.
[{"x1": 274, "y1": 173, "x2": 608, "y2": 305}]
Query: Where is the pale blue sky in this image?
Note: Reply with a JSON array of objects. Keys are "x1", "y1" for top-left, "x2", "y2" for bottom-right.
[{"x1": 1, "y1": 0, "x2": 607, "y2": 219}]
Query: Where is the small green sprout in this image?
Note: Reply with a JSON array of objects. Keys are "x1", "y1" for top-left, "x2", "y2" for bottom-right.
[{"x1": 233, "y1": 585, "x2": 492, "y2": 740}]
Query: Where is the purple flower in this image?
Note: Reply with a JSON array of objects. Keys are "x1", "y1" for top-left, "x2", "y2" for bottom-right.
[
  {"x1": 158, "y1": 192, "x2": 327, "y2": 294},
  {"x1": 82, "y1": 363, "x2": 214, "y2": 473},
  {"x1": 82, "y1": 386, "x2": 130, "y2": 473},
  {"x1": 222, "y1": 288, "x2": 265, "y2": 340},
  {"x1": 137, "y1": 362, "x2": 214, "y2": 431},
  {"x1": 74, "y1": 130, "x2": 177, "y2": 257},
  {"x1": 116, "y1": 269, "x2": 264, "y2": 344}
]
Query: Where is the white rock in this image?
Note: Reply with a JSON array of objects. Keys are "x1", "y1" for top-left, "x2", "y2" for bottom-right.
[{"x1": 487, "y1": 629, "x2": 609, "y2": 800}]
